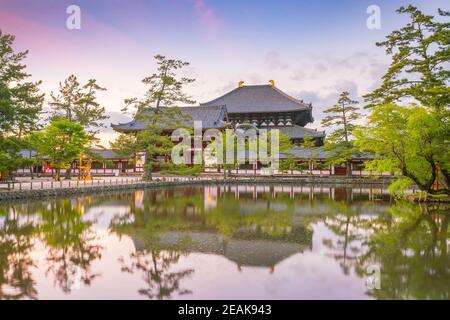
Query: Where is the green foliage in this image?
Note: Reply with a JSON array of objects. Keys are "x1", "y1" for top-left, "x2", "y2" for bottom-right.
[
  {"x1": 354, "y1": 104, "x2": 448, "y2": 194},
  {"x1": 359, "y1": 6, "x2": 450, "y2": 194},
  {"x1": 296, "y1": 135, "x2": 318, "y2": 174},
  {"x1": 0, "y1": 31, "x2": 44, "y2": 136},
  {"x1": 122, "y1": 55, "x2": 196, "y2": 180},
  {"x1": 138, "y1": 107, "x2": 192, "y2": 177},
  {"x1": 321, "y1": 91, "x2": 361, "y2": 175},
  {"x1": 163, "y1": 164, "x2": 204, "y2": 176},
  {"x1": 123, "y1": 54, "x2": 195, "y2": 113},
  {"x1": 364, "y1": 6, "x2": 450, "y2": 110},
  {"x1": 110, "y1": 133, "x2": 140, "y2": 167},
  {"x1": 29, "y1": 118, "x2": 89, "y2": 180},
  {"x1": 322, "y1": 91, "x2": 361, "y2": 143},
  {"x1": 387, "y1": 177, "x2": 414, "y2": 198},
  {"x1": 0, "y1": 30, "x2": 44, "y2": 179},
  {"x1": 0, "y1": 136, "x2": 30, "y2": 174},
  {"x1": 49, "y1": 74, "x2": 108, "y2": 144}
]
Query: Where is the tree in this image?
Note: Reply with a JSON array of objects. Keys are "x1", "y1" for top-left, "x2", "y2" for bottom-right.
[
  {"x1": 122, "y1": 54, "x2": 195, "y2": 180},
  {"x1": 321, "y1": 91, "x2": 361, "y2": 176},
  {"x1": 110, "y1": 133, "x2": 141, "y2": 172},
  {"x1": 274, "y1": 130, "x2": 296, "y2": 174},
  {"x1": 299, "y1": 135, "x2": 317, "y2": 175},
  {"x1": 49, "y1": 75, "x2": 108, "y2": 178},
  {"x1": 360, "y1": 6, "x2": 450, "y2": 194},
  {"x1": 0, "y1": 203, "x2": 38, "y2": 299},
  {"x1": 364, "y1": 6, "x2": 450, "y2": 111},
  {"x1": 40, "y1": 199, "x2": 103, "y2": 293},
  {"x1": 49, "y1": 75, "x2": 108, "y2": 134},
  {"x1": 0, "y1": 31, "x2": 44, "y2": 181},
  {"x1": 29, "y1": 118, "x2": 89, "y2": 181},
  {"x1": 354, "y1": 104, "x2": 449, "y2": 195}
]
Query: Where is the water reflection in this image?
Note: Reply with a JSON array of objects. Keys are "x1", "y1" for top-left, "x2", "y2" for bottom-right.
[
  {"x1": 40, "y1": 200, "x2": 103, "y2": 293},
  {"x1": 0, "y1": 185, "x2": 448, "y2": 299}
]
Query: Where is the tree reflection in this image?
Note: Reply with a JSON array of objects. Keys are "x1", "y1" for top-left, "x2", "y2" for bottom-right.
[
  {"x1": 40, "y1": 199, "x2": 103, "y2": 293},
  {"x1": 111, "y1": 187, "x2": 311, "y2": 299},
  {"x1": 0, "y1": 205, "x2": 38, "y2": 299},
  {"x1": 359, "y1": 203, "x2": 449, "y2": 300},
  {"x1": 324, "y1": 200, "x2": 449, "y2": 299},
  {"x1": 119, "y1": 250, "x2": 194, "y2": 299},
  {"x1": 322, "y1": 200, "x2": 390, "y2": 275}
]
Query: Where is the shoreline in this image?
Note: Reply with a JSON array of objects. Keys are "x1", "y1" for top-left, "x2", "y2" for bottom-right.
[
  {"x1": 0, "y1": 175, "x2": 397, "y2": 202},
  {"x1": 1, "y1": 175, "x2": 447, "y2": 203}
]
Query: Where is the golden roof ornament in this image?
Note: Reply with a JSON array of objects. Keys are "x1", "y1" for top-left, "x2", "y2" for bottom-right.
[
  {"x1": 268, "y1": 79, "x2": 275, "y2": 87},
  {"x1": 238, "y1": 80, "x2": 244, "y2": 88}
]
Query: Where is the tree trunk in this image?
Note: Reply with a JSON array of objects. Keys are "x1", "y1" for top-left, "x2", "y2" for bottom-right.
[
  {"x1": 65, "y1": 167, "x2": 72, "y2": 179},
  {"x1": 346, "y1": 160, "x2": 352, "y2": 177},
  {"x1": 142, "y1": 150, "x2": 153, "y2": 181},
  {"x1": 55, "y1": 168, "x2": 61, "y2": 181},
  {"x1": 29, "y1": 166, "x2": 35, "y2": 179}
]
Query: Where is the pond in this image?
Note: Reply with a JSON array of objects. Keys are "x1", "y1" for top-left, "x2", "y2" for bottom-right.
[{"x1": 0, "y1": 184, "x2": 448, "y2": 300}]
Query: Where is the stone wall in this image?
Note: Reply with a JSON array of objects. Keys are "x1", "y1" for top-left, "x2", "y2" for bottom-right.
[{"x1": 0, "y1": 176, "x2": 394, "y2": 202}]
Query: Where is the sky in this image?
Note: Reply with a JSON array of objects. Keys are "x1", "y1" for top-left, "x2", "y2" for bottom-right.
[{"x1": 0, "y1": 0, "x2": 448, "y2": 146}]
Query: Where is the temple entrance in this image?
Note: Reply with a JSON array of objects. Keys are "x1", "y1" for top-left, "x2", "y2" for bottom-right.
[{"x1": 334, "y1": 166, "x2": 347, "y2": 176}]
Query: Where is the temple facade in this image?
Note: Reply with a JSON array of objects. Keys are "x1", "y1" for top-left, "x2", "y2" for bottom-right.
[
  {"x1": 112, "y1": 81, "x2": 325, "y2": 146},
  {"x1": 17, "y1": 82, "x2": 378, "y2": 177}
]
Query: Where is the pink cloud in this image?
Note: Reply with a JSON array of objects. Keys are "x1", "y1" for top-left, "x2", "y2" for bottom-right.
[
  {"x1": 191, "y1": 0, "x2": 221, "y2": 33},
  {"x1": 0, "y1": 8, "x2": 72, "y2": 55}
]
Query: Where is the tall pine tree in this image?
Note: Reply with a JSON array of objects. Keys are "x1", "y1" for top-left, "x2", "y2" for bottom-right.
[
  {"x1": 321, "y1": 91, "x2": 361, "y2": 176},
  {"x1": 120, "y1": 54, "x2": 195, "y2": 180},
  {"x1": 0, "y1": 31, "x2": 44, "y2": 181},
  {"x1": 360, "y1": 6, "x2": 450, "y2": 193},
  {"x1": 49, "y1": 75, "x2": 108, "y2": 178}
]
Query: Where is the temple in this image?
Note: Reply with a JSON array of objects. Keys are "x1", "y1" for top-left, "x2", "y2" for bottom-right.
[
  {"x1": 17, "y1": 82, "x2": 377, "y2": 176},
  {"x1": 112, "y1": 81, "x2": 325, "y2": 146},
  {"x1": 112, "y1": 105, "x2": 229, "y2": 133}
]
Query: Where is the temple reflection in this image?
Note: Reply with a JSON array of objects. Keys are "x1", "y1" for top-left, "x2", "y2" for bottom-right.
[
  {"x1": 110, "y1": 185, "x2": 392, "y2": 275},
  {"x1": 0, "y1": 185, "x2": 447, "y2": 299}
]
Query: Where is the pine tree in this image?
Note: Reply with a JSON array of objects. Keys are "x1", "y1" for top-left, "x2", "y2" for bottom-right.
[
  {"x1": 321, "y1": 91, "x2": 361, "y2": 176},
  {"x1": 122, "y1": 54, "x2": 195, "y2": 180},
  {"x1": 49, "y1": 74, "x2": 108, "y2": 178},
  {"x1": 49, "y1": 75, "x2": 108, "y2": 137},
  {"x1": 0, "y1": 31, "x2": 44, "y2": 181},
  {"x1": 364, "y1": 6, "x2": 450, "y2": 111},
  {"x1": 360, "y1": 6, "x2": 450, "y2": 193}
]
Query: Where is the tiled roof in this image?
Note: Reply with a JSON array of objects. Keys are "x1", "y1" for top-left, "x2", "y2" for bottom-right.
[
  {"x1": 19, "y1": 149, "x2": 38, "y2": 158},
  {"x1": 90, "y1": 149, "x2": 120, "y2": 159},
  {"x1": 264, "y1": 125, "x2": 325, "y2": 139},
  {"x1": 111, "y1": 105, "x2": 228, "y2": 132},
  {"x1": 277, "y1": 147, "x2": 376, "y2": 160},
  {"x1": 201, "y1": 85, "x2": 312, "y2": 113}
]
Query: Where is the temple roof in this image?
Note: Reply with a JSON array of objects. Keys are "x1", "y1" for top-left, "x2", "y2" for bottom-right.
[
  {"x1": 276, "y1": 147, "x2": 377, "y2": 160},
  {"x1": 111, "y1": 105, "x2": 228, "y2": 132},
  {"x1": 265, "y1": 125, "x2": 325, "y2": 139},
  {"x1": 132, "y1": 229, "x2": 311, "y2": 268},
  {"x1": 201, "y1": 84, "x2": 312, "y2": 113},
  {"x1": 90, "y1": 149, "x2": 120, "y2": 159}
]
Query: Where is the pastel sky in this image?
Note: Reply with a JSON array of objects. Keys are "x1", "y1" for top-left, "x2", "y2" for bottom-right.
[{"x1": 1, "y1": 0, "x2": 448, "y2": 146}]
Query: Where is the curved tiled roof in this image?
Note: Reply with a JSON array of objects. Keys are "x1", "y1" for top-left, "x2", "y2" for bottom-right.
[
  {"x1": 111, "y1": 105, "x2": 228, "y2": 132},
  {"x1": 201, "y1": 85, "x2": 312, "y2": 113},
  {"x1": 264, "y1": 125, "x2": 325, "y2": 139}
]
